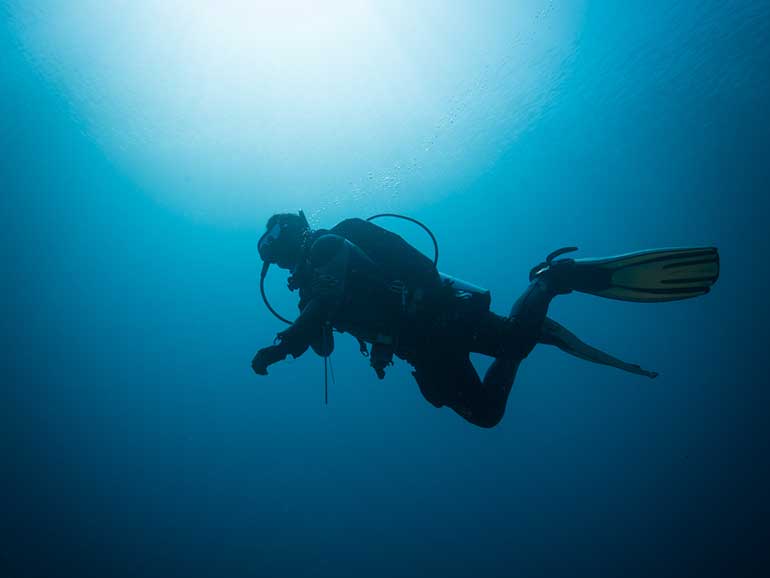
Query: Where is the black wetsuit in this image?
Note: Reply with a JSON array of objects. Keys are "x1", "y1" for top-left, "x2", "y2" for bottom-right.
[{"x1": 275, "y1": 218, "x2": 557, "y2": 428}]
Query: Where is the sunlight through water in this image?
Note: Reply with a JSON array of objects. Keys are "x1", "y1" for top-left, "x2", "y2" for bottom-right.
[{"x1": 11, "y1": 0, "x2": 585, "y2": 223}]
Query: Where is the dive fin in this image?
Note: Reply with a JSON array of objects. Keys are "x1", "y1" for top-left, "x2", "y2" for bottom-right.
[
  {"x1": 539, "y1": 317, "x2": 658, "y2": 378},
  {"x1": 535, "y1": 246, "x2": 719, "y2": 303}
]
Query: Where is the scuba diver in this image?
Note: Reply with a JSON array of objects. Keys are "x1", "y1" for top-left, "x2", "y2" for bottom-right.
[{"x1": 252, "y1": 211, "x2": 719, "y2": 428}]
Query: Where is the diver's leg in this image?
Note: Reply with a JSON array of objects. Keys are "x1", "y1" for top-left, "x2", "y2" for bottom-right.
[
  {"x1": 453, "y1": 278, "x2": 554, "y2": 411},
  {"x1": 470, "y1": 277, "x2": 558, "y2": 360},
  {"x1": 409, "y1": 278, "x2": 559, "y2": 428},
  {"x1": 411, "y1": 352, "x2": 517, "y2": 428},
  {"x1": 482, "y1": 356, "x2": 521, "y2": 397},
  {"x1": 505, "y1": 277, "x2": 557, "y2": 354}
]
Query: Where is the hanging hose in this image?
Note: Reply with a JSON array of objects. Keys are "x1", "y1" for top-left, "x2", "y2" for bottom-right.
[{"x1": 260, "y1": 262, "x2": 293, "y2": 325}]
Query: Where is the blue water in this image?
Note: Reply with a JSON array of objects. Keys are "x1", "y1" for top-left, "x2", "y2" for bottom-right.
[{"x1": 3, "y1": 2, "x2": 769, "y2": 576}]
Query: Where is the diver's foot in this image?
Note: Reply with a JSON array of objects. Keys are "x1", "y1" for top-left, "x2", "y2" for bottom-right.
[{"x1": 529, "y1": 247, "x2": 579, "y2": 295}]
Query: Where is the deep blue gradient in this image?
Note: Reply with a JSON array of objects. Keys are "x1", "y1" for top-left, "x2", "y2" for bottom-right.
[{"x1": 3, "y1": 2, "x2": 769, "y2": 577}]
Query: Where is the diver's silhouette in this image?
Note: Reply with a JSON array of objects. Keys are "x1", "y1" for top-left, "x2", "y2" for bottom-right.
[{"x1": 252, "y1": 212, "x2": 719, "y2": 428}]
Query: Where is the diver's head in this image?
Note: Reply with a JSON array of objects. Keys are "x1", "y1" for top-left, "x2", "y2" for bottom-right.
[{"x1": 258, "y1": 210, "x2": 310, "y2": 270}]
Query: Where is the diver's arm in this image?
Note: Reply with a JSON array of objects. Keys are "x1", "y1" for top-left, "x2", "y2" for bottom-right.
[
  {"x1": 275, "y1": 297, "x2": 327, "y2": 355},
  {"x1": 251, "y1": 297, "x2": 328, "y2": 375},
  {"x1": 252, "y1": 234, "x2": 348, "y2": 376},
  {"x1": 274, "y1": 236, "x2": 348, "y2": 352}
]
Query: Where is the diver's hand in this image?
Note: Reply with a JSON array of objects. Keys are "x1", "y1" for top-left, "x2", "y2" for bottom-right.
[{"x1": 251, "y1": 345, "x2": 287, "y2": 376}]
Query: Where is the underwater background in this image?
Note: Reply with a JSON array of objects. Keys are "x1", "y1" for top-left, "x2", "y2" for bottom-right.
[{"x1": 2, "y1": 1, "x2": 769, "y2": 576}]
